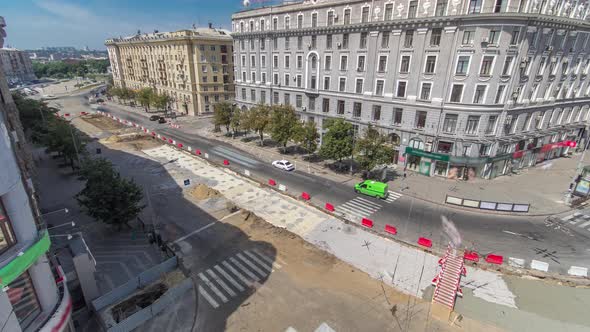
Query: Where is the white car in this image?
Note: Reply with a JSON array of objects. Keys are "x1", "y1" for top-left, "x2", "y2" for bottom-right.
[{"x1": 272, "y1": 160, "x2": 295, "y2": 171}]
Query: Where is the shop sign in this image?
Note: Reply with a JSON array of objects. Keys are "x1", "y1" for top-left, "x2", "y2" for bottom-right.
[
  {"x1": 449, "y1": 156, "x2": 488, "y2": 166},
  {"x1": 405, "y1": 147, "x2": 450, "y2": 162}
]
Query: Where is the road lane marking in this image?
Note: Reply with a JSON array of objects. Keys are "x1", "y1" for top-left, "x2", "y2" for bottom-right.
[
  {"x1": 206, "y1": 269, "x2": 237, "y2": 297},
  {"x1": 252, "y1": 249, "x2": 282, "y2": 269},
  {"x1": 229, "y1": 257, "x2": 260, "y2": 281},
  {"x1": 198, "y1": 272, "x2": 228, "y2": 303},
  {"x1": 222, "y1": 260, "x2": 255, "y2": 286},
  {"x1": 578, "y1": 220, "x2": 590, "y2": 228},
  {"x1": 173, "y1": 222, "x2": 216, "y2": 244},
  {"x1": 244, "y1": 251, "x2": 273, "y2": 272},
  {"x1": 214, "y1": 265, "x2": 245, "y2": 292},
  {"x1": 237, "y1": 253, "x2": 267, "y2": 276},
  {"x1": 199, "y1": 285, "x2": 219, "y2": 308},
  {"x1": 354, "y1": 197, "x2": 383, "y2": 207}
]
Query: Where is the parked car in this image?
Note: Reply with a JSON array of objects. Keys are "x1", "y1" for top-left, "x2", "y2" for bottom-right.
[
  {"x1": 354, "y1": 180, "x2": 388, "y2": 199},
  {"x1": 149, "y1": 115, "x2": 161, "y2": 121},
  {"x1": 272, "y1": 160, "x2": 295, "y2": 171},
  {"x1": 158, "y1": 117, "x2": 167, "y2": 124}
]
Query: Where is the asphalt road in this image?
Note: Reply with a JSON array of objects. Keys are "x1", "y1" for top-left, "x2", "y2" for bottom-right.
[{"x1": 64, "y1": 92, "x2": 590, "y2": 275}]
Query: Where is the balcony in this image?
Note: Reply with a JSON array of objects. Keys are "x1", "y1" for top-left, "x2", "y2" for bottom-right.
[{"x1": 0, "y1": 229, "x2": 50, "y2": 288}]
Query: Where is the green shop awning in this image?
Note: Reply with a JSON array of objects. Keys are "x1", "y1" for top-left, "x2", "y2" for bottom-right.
[
  {"x1": 404, "y1": 147, "x2": 450, "y2": 162},
  {"x1": 0, "y1": 231, "x2": 51, "y2": 287},
  {"x1": 450, "y1": 156, "x2": 488, "y2": 166}
]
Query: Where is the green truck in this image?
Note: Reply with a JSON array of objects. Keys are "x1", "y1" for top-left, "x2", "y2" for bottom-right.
[{"x1": 354, "y1": 180, "x2": 389, "y2": 199}]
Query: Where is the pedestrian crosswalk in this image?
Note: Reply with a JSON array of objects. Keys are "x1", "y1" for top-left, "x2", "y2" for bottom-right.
[
  {"x1": 385, "y1": 190, "x2": 403, "y2": 203},
  {"x1": 197, "y1": 249, "x2": 281, "y2": 309},
  {"x1": 285, "y1": 322, "x2": 336, "y2": 332},
  {"x1": 561, "y1": 212, "x2": 590, "y2": 232},
  {"x1": 334, "y1": 191, "x2": 402, "y2": 220}
]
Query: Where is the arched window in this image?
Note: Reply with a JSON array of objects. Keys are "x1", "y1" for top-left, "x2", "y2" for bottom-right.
[{"x1": 408, "y1": 138, "x2": 424, "y2": 150}]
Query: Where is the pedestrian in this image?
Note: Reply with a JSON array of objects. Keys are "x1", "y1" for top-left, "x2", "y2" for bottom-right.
[{"x1": 403, "y1": 172, "x2": 407, "y2": 179}]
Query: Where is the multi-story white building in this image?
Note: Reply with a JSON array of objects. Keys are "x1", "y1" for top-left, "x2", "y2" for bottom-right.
[
  {"x1": 105, "y1": 26, "x2": 235, "y2": 116},
  {"x1": 0, "y1": 48, "x2": 36, "y2": 86},
  {"x1": 0, "y1": 17, "x2": 73, "y2": 332},
  {"x1": 232, "y1": 0, "x2": 590, "y2": 180}
]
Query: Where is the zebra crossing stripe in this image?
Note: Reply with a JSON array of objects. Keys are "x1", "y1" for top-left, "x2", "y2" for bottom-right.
[
  {"x1": 206, "y1": 269, "x2": 237, "y2": 297},
  {"x1": 237, "y1": 253, "x2": 267, "y2": 276},
  {"x1": 222, "y1": 260, "x2": 254, "y2": 287},
  {"x1": 578, "y1": 220, "x2": 590, "y2": 228},
  {"x1": 198, "y1": 272, "x2": 228, "y2": 303},
  {"x1": 562, "y1": 214, "x2": 576, "y2": 221},
  {"x1": 354, "y1": 197, "x2": 383, "y2": 207},
  {"x1": 243, "y1": 251, "x2": 273, "y2": 272},
  {"x1": 252, "y1": 249, "x2": 282, "y2": 269},
  {"x1": 336, "y1": 206, "x2": 366, "y2": 218},
  {"x1": 229, "y1": 257, "x2": 260, "y2": 281},
  {"x1": 214, "y1": 265, "x2": 245, "y2": 292},
  {"x1": 198, "y1": 285, "x2": 219, "y2": 308},
  {"x1": 342, "y1": 201, "x2": 378, "y2": 215}
]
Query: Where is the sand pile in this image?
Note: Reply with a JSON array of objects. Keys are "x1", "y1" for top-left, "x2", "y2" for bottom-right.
[{"x1": 189, "y1": 183, "x2": 222, "y2": 200}]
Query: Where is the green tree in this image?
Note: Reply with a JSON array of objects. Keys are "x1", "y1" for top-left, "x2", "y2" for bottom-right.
[
  {"x1": 242, "y1": 104, "x2": 271, "y2": 146},
  {"x1": 136, "y1": 87, "x2": 155, "y2": 112},
  {"x1": 230, "y1": 106, "x2": 241, "y2": 138},
  {"x1": 44, "y1": 117, "x2": 87, "y2": 169},
  {"x1": 354, "y1": 125, "x2": 395, "y2": 175},
  {"x1": 152, "y1": 93, "x2": 171, "y2": 111},
  {"x1": 77, "y1": 157, "x2": 145, "y2": 229},
  {"x1": 213, "y1": 102, "x2": 233, "y2": 132},
  {"x1": 293, "y1": 120, "x2": 319, "y2": 156},
  {"x1": 12, "y1": 92, "x2": 57, "y2": 142},
  {"x1": 269, "y1": 105, "x2": 300, "y2": 152},
  {"x1": 319, "y1": 118, "x2": 353, "y2": 162}
]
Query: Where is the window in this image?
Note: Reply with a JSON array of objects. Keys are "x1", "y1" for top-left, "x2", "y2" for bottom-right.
[
  {"x1": 494, "y1": 0, "x2": 504, "y2": 13},
  {"x1": 372, "y1": 105, "x2": 382, "y2": 121},
  {"x1": 325, "y1": 55, "x2": 332, "y2": 70},
  {"x1": 462, "y1": 29, "x2": 475, "y2": 44},
  {"x1": 400, "y1": 55, "x2": 411, "y2": 73},
  {"x1": 394, "y1": 108, "x2": 403, "y2": 125},
  {"x1": 324, "y1": 77, "x2": 331, "y2": 90},
  {"x1": 575, "y1": 58, "x2": 582, "y2": 74},
  {"x1": 480, "y1": 56, "x2": 494, "y2": 76},
  {"x1": 326, "y1": 34, "x2": 333, "y2": 49},
  {"x1": 361, "y1": 6, "x2": 370, "y2": 23},
  {"x1": 522, "y1": 113, "x2": 532, "y2": 130},
  {"x1": 450, "y1": 84, "x2": 464, "y2": 102},
  {"x1": 309, "y1": 97, "x2": 315, "y2": 110},
  {"x1": 261, "y1": 72, "x2": 267, "y2": 83},
  {"x1": 494, "y1": 85, "x2": 506, "y2": 103},
  {"x1": 357, "y1": 55, "x2": 366, "y2": 71},
  {"x1": 415, "y1": 111, "x2": 427, "y2": 129},
  {"x1": 340, "y1": 55, "x2": 348, "y2": 70},
  {"x1": 336, "y1": 100, "x2": 344, "y2": 115},
  {"x1": 431, "y1": 28, "x2": 442, "y2": 46},
  {"x1": 312, "y1": 13, "x2": 318, "y2": 27},
  {"x1": 443, "y1": 114, "x2": 458, "y2": 133},
  {"x1": 285, "y1": 16, "x2": 290, "y2": 29},
  {"x1": 297, "y1": 74, "x2": 302, "y2": 87},
  {"x1": 285, "y1": 55, "x2": 290, "y2": 68},
  {"x1": 284, "y1": 93, "x2": 290, "y2": 105},
  {"x1": 473, "y1": 85, "x2": 486, "y2": 103},
  {"x1": 408, "y1": 1, "x2": 418, "y2": 18},
  {"x1": 480, "y1": 144, "x2": 492, "y2": 156},
  {"x1": 465, "y1": 115, "x2": 480, "y2": 134},
  {"x1": 435, "y1": 0, "x2": 447, "y2": 16},
  {"x1": 562, "y1": 60, "x2": 569, "y2": 75},
  {"x1": 311, "y1": 55, "x2": 317, "y2": 69},
  {"x1": 355, "y1": 78, "x2": 363, "y2": 93},
  {"x1": 342, "y1": 33, "x2": 349, "y2": 48},
  {"x1": 284, "y1": 74, "x2": 290, "y2": 86},
  {"x1": 297, "y1": 55, "x2": 303, "y2": 69},
  {"x1": 381, "y1": 32, "x2": 390, "y2": 48},
  {"x1": 0, "y1": 201, "x2": 15, "y2": 254},
  {"x1": 273, "y1": 73, "x2": 279, "y2": 85},
  {"x1": 339, "y1": 77, "x2": 346, "y2": 92},
  {"x1": 8, "y1": 272, "x2": 41, "y2": 329},
  {"x1": 404, "y1": 30, "x2": 414, "y2": 48},
  {"x1": 468, "y1": 0, "x2": 482, "y2": 13},
  {"x1": 529, "y1": 83, "x2": 539, "y2": 100},
  {"x1": 502, "y1": 56, "x2": 513, "y2": 76},
  {"x1": 261, "y1": 91, "x2": 266, "y2": 103},
  {"x1": 424, "y1": 55, "x2": 436, "y2": 74},
  {"x1": 273, "y1": 18, "x2": 278, "y2": 30},
  {"x1": 297, "y1": 36, "x2": 303, "y2": 50},
  {"x1": 360, "y1": 32, "x2": 368, "y2": 49},
  {"x1": 353, "y1": 102, "x2": 362, "y2": 118},
  {"x1": 485, "y1": 115, "x2": 498, "y2": 134},
  {"x1": 311, "y1": 35, "x2": 317, "y2": 49},
  {"x1": 250, "y1": 55, "x2": 256, "y2": 67},
  {"x1": 327, "y1": 11, "x2": 335, "y2": 26},
  {"x1": 273, "y1": 91, "x2": 279, "y2": 104},
  {"x1": 510, "y1": 29, "x2": 520, "y2": 45},
  {"x1": 396, "y1": 81, "x2": 407, "y2": 98},
  {"x1": 455, "y1": 55, "x2": 470, "y2": 75},
  {"x1": 385, "y1": 3, "x2": 393, "y2": 20},
  {"x1": 488, "y1": 30, "x2": 500, "y2": 44},
  {"x1": 251, "y1": 89, "x2": 256, "y2": 101},
  {"x1": 251, "y1": 72, "x2": 256, "y2": 82},
  {"x1": 375, "y1": 80, "x2": 385, "y2": 96},
  {"x1": 322, "y1": 98, "x2": 329, "y2": 113},
  {"x1": 344, "y1": 8, "x2": 351, "y2": 25},
  {"x1": 378, "y1": 56, "x2": 387, "y2": 72},
  {"x1": 420, "y1": 82, "x2": 432, "y2": 100}
]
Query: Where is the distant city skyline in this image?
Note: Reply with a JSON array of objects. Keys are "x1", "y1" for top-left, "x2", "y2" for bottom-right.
[{"x1": 3, "y1": 0, "x2": 254, "y2": 50}]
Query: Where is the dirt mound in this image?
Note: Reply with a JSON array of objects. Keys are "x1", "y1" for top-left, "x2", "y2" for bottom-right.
[{"x1": 189, "y1": 183, "x2": 221, "y2": 200}]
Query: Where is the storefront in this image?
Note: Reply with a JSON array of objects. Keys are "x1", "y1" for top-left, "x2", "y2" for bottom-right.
[
  {"x1": 448, "y1": 156, "x2": 488, "y2": 180},
  {"x1": 404, "y1": 147, "x2": 450, "y2": 177},
  {"x1": 488, "y1": 153, "x2": 512, "y2": 179},
  {"x1": 539, "y1": 140, "x2": 577, "y2": 161}
]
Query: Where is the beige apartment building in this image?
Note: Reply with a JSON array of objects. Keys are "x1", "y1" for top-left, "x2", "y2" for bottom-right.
[{"x1": 105, "y1": 26, "x2": 235, "y2": 115}]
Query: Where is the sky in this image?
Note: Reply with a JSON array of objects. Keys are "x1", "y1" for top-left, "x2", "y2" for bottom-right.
[{"x1": 2, "y1": 0, "x2": 276, "y2": 50}]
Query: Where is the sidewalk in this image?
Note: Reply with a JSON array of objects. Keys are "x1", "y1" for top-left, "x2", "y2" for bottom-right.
[{"x1": 105, "y1": 100, "x2": 586, "y2": 215}]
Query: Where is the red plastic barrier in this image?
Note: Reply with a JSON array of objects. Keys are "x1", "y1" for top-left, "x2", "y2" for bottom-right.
[
  {"x1": 151, "y1": 132, "x2": 156, "y2": 136},
  {"x1": 80, "y1": 111, "x2": 87, "y2": 115},
  {"x1": 195, "y1": 149, "x2": 201, "y2": 155},
  {"x1": 177, "y1": 143, "x2": 183, "y2": 148},
  {"x1": 268, "y1": 179, "x2": 276, "y2": 186},
  {"x1": 361, "y1": 218, "x2": 373, "y2": 228},
  {"x1": 417, "y1": 237, "x2": 433, "y2": 248},
  {"x1": 485, "y1": 254, "x2": 503, "y2": 265},
  {"x1": 301, "y1": 192, "x2": 310, "y2": 200},
  {"x1": 223, "y1": 159, "x2": 230, "y2": 165},
  {"x1": 464, "y1": 251, "x2": 480, "y2": 262},
  {"x1": 168, "y1": 139, "x2": 173, "y2": 144},
  {"x1": 385, "y1": 224, "x2": 397, "y2": 235},
  {"x1": 64, "y1": 113, "x2": 70, "y2": 117},
  {"x1": 161, "y1": 136, "x2": 167, "y2": 141},
  {"x1": 325, "y1": 203, "x2": 334, "y2": 212}
]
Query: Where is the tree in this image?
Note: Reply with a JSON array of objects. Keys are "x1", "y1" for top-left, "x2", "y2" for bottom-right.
[
  {"x1": 152, "y1": 93, "x2": 171, "y2": 111},
  {"x1": 12, "y1": 92, "x2": 56, "y2": 142},
  {"x1": 136, "y1": 88, "x2": 155, "y2": 112},
  {"x1": 77, "y1": 157, "x2": 145, "y2": 229},
  {"x1": 242, "y1": 104, "x2": 271, "y2": 146},
  {"x1": 230, "y1": 107, "x2": 241, "y2": 138},
  {"x1": 293, "y1": 120, "x2": 319, "y2": 156},
  {"x1": 44, "y1": 117, "x2": 87, "y2": 169},
  {"x1": 319, "y1": 119, "x2": 353, "y2": 162},
  {"x1": 269, "y1": 105, "x2": 300, "y2": 152},
  {"x1": 213, "y1": 102, "x2": 233, "y2": 132},
  {"x1": 354, "y1": 125, "x2": 395, "y2": 176}
]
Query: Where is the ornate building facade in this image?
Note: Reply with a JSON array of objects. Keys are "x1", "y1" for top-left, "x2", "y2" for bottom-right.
[
  {"x1": 232, "y1": 0, "x2": 590, "y2": 179},
  {"x1": 106, "y1": 27, "x2": 235, "y2": 116},
  {"x1": 0, "y1": 48, "x2": 36, "y2": 86}
]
